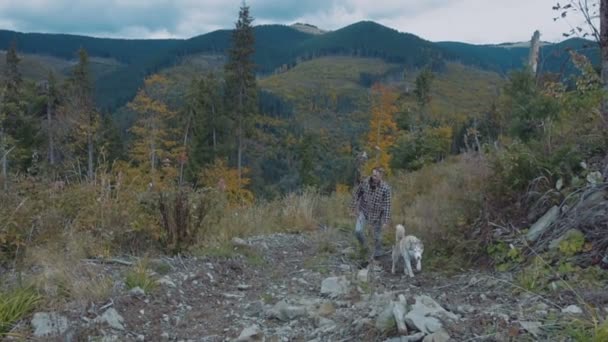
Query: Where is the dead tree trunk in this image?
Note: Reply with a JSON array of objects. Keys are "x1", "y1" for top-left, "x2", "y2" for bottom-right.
[
  {"x1": 528, "y1": 30, "x2": 541, "y2": 76},
  {"x1": 601, "y1": 0, "x2": 608, "y2": 128}
]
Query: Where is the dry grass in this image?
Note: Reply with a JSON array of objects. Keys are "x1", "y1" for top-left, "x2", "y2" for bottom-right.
[
  {"x1": 25, "y1": 238, "x2": 114, "y2": 307},
  {"x1": 389, "y1": 153, "x2": 490, "y2": 269}
]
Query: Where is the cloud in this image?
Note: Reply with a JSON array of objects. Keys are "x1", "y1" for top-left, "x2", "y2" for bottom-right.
[{"x1": 0, "y1": 0, "x2": 583, "y2": 43}]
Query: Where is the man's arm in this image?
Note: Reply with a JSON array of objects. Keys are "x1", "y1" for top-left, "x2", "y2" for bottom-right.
[
  {"x1": 349, "y1": 183, "x2": 363, "y2": 215},
  {"x1": 381, "y1": 185, "x2": 391, "y2": 225}
]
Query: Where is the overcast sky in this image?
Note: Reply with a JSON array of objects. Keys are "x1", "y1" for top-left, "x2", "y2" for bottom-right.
[{"x1": 0, "y1": 0, "x2": 597, "y2": 44}]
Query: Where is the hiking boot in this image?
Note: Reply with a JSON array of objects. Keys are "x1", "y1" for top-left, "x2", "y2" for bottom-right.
[{"x1": 373, "y1": 239, "x2": 384, "y2": 258}]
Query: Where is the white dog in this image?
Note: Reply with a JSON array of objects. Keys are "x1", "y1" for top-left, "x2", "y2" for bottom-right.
[{"x1": 391, "y1": 224, "x2": 424, "y2": 277}]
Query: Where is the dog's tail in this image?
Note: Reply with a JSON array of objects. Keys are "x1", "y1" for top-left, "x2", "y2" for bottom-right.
[{"x1": 395, "y1": 224, "x2": 406, "y2": 242}]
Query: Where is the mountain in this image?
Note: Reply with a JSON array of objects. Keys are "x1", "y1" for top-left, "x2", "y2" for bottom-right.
[
  {"x1": 290, "y1": 23, "x2": 328, "y2": 35},
  {"x1": 0, "y1": 22, "x2": 600, "y2": 109}
]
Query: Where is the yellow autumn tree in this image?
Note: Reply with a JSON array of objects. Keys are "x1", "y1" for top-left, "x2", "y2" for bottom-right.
[
  {"x1": 199, "y1": 158, "x2": 254, "y2": 206},
  {"x1": 128, "y1": 74, "x2": 180, "y2": 189},
  {"x1": 364, "y1": 83, "x2": 398, "y2": 175}
]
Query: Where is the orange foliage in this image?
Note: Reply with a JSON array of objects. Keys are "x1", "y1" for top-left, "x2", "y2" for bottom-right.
[
  {"x1": 364, "y1": 83, "x2": 398, "y2": 175},
  {"x1": 199, "y1": 158, "x2": 254, "y2": 206}
]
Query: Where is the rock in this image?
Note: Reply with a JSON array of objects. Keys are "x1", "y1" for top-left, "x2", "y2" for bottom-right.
[
  {"x1": 423, "y1": 329, "x2": 451, "y2": 342},
  {"x1": 526, "y1": 206, "x2": 559, "y2": 242},
  {"x1": 136, "y1": 335, "x2": 145, "y2": 342},
  {"x1": 556, "y1": 178, "x2": 564, "y2": 191},
  {"x1": 235, "y1": 324, "x2": 263, "y2": 341},
  {"x1": 549, "y1": 229, "x2": 584, "y2": 250},
  {"x1": 232, "y1": 237, "x2": 248, "y2": 247},
  {"x1": 223, "y1": 293, "x2": 245, "y2": 299},
  {"x1": 562, "y1": 305, "x2": 583, "y2": 314},
  {"x1": 245, "y1": 301, "x2": 264, "y2": 317},
  {"x1": 587, "y1": 171, "x2": 603, "y2": 186},
  {"x1": 31, "y1": 312, "x2": 69, "y2": 337},
  {"x1": 316, "y1": 317, "x2": 335, "y2": 328},
  {"x1": 404, "y1": 295, "x2": 458, "y2": 334},
  {"x1": 573, "y1": 191, "x2": 607, "y2": 212},
  {"x1": 455, "y1": 304, "x2": 476, "y2": 315},
  {"x1": 268, "y1": 300, "x2": 307, "y2": 321},
  {"x1": 341, "y1": 247, "x2": 356, "y2": 256},
  {"x1": 520, "y1": 321, "x2": 542, "y2": 337},
  {"x1": 317, "y1": 302, "x2": 336, "y2": 317},
  {"x1": 157, "y1": 276, "x2": 177, "y2": 288},
  {"x1": 129, "y1": 286, "x2": 146, "y2": 297},
  {"x1": 375, "y1": 302, "x2": 396, "y2": 333},
  {"x1": 404, "y1": 333, "x2": 426, "y2": 342},
  {"x1": 357, "y1": 269, "x2": 369, "y2": 283},
  {"x1": 384, "y1": 333, "x2": 426, "y2": 342},
  {"x1": 95, "y1": 308, "x2": 125, "y2": 331},
  {"x1": 393, "y1": 300, "x2": 408, "y2": 335},
  {"x1": 339, "y1": 264, "x2": 351, "y2": 272},
  {"x1": 320, "y1": 276, "x2": 351, "y2": 298}
]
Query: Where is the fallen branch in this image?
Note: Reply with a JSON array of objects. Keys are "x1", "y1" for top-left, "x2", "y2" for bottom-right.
[{"x1": 83, "y1": 258, "x2": 133, "y2": 266}]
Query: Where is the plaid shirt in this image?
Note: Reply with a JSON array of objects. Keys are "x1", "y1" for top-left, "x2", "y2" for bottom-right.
[{"x1": 350, "y1": 177, "x2": 391, "y2": 225}]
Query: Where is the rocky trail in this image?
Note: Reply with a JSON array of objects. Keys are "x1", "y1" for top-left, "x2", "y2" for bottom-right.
[{"x1": 5, "y1": 228, "x2": 603, "y2": 341}]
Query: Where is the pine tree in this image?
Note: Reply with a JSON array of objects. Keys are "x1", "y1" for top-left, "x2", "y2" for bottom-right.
[
  {"x1": 224, "y1": 3, "x2": 257, "y2": 182},
  {"x1": 188, "y1": 73, "x2": 229, "y2": 173}
]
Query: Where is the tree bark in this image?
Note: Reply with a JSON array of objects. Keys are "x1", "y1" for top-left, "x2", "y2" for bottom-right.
[
  {"x1": 601, "y1": 0, "x2": 608, "y2": 128},
  {"x1": 528, "y1": 30, "x2": 541, "y2": 76},
  {"x1": 48, "y1": 95, "x2": 55, "y2": 165},
  {"x1": 87, "y1": 133, "x2": 94, "y2": 180}
]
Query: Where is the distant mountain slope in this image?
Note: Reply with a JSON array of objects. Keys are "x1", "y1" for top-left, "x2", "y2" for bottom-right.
[
  {"x1": 437, "y1": 37, "x2": 598, "y2": 75},
  {"x1": 0, "y1": 30, "x2": 180, "y2": 64},
  {"x1": 0, "y1": 22, "x2": 600, "y2": 109}
]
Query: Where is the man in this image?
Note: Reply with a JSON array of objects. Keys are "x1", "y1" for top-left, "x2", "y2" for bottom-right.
[{"x1": 350, "y1": 166, "x2": 392, "y2": 258}]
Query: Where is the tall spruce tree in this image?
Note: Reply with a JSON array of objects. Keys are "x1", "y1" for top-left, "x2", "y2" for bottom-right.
[
  {"x1": 224, "y1": 3, "x2": 257, "y2": 182},
  {"x1": 189, "y1": 73, "x2": 229, "y2": 172},
  {"x1": 0, "y1": 42, "x2": 23, "y2": 190}
]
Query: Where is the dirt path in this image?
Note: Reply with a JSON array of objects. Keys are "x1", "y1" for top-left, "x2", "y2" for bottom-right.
[{"x1": 6, "y1": 229, "x2": 600, "y2": 341}]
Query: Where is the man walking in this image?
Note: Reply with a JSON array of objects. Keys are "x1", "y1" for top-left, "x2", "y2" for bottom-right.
[{"x1": 350, "y1": 166, "x2": 392, "y2": 258}]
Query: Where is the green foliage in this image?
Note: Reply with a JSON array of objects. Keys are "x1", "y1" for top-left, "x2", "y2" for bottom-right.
[
  {"x1": 558, "y1": 230, "x2": 585, "y2": 257},
  {"x1": 0, "y1": 286, "x2": 42, "y2": 335},
  {"x1": 501, "y1": 69, "x2": 559, "y2": 141},
  {"x1": 564, "y1": 318, "x2": 608, "y2": 342},
  {"x1": 487, "y1": 242, "x2": 525, "y2": 272},
  {"x1": 390, "y1": 126, "x2": 453, "y2": 171},
  {"x1": 516, "y1": 256, "x2": 551, "y2": 292}
]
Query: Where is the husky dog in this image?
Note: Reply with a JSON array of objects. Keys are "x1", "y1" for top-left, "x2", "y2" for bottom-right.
[{"x1": 391, "y1": 224, "x2": 424, "y2": 277}]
